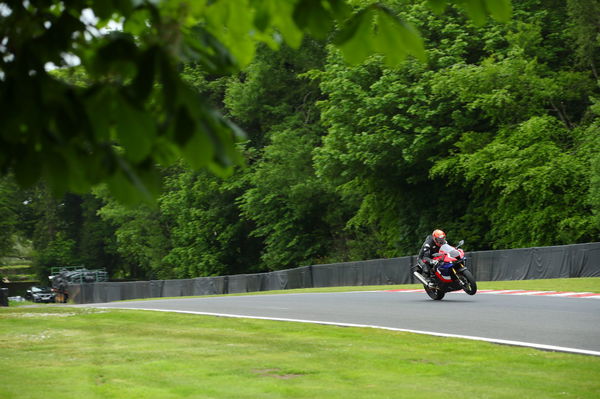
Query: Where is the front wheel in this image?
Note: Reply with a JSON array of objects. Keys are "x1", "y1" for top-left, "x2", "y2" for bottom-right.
[
  {"x1": 424, "y1": 284, "x2": 445, "y2": 300},
  {"x1": 459, "y1": 269, "x2": 477, "y2": 295}
]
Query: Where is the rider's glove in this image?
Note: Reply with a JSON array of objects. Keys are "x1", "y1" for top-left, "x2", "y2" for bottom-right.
[{"x1": 430, "y1": 259, "x2": 439, "y2": 266}]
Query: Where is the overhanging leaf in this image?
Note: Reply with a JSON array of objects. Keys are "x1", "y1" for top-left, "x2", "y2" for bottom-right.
[
  {"x1": 327, "y1": 0, "x2": 353, "y2": 23},
  {"x1": 484, "y1": 0, "x2": 512, "y2": 22},
  {"x1": 181, "y1": 126, "x2": 215, "y2": 170},
  {"x1": 335, "y1": 6, "x2": 425, "y2": 66},
  {"x1": 335, "y1": 9, "x2": 375, "y2": 65},
  {"x1": 115, "y1": 95, "x2": 156, "y2": 163},
  {"x1": 13, "y1": 147, "x2": 41, "y2": 189},
  {"x1": 85, "y1": 86, "x2": 115, "y2": 142},
  {"x1": 266, "y1": 0, "x2": 304, "y2": 48},
  {"x1": 293, "y1": 0, "x2": 335, "y2": 39},
  {"x1": 374, "y1": 8, "x2": 426, "y2": 64},
  {"x1": 333, "y1": 8, "x2": 369, "y2": 46},
  {"x1": 426, "y1": 0, "x2": 447, "y2": 14},
  {"x1": 106, "y1": 169, "x2": 147, "y2": 205},
  {"x1": 107, "y1": 157, "x2": 160, "y2": 205},
  {"x1": 204, "y1": 0, "x2": 257, "y2": 67},
  {"x1": 183, "y1": 26, "x2": 238, "y2": 74},
  {"x1": 131, "y1": 46, "x2": 158, "y2": 102},
  {"x1": 42, "y1": 150, "x2": 70, "y2": 197},
  {"x1": 461, "y1": 0, "x2": 487, "y2": 26},
  {"x1": 253, "y1": 2, "x2": 271, "y2": 31},
  {"x1": 123, "y1": 7, "x2": 152, "y2": 36}
]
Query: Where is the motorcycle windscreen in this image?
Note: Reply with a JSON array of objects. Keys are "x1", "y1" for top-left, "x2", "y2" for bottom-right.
[{"x1": 439, "y1": 243, "x2": 461, "y2": 258}]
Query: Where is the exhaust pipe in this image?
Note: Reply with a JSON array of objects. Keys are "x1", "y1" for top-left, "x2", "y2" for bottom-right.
[{"x1": 413, "y1": 271, "x2": 430, "y2": 286}]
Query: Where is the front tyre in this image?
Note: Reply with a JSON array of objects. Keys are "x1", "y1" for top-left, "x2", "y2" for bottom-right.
[
  {"x1": 424, "y1": 284, "x2": 445, "y2": 300},
  {"x1": 459, "y1": 270, "x2": 477, "y2": 295}
]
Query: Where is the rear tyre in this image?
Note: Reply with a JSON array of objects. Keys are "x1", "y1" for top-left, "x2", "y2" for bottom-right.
[
  {"x1": 459, "y1": 270, "x2": 477, "y2": 295},
  {"x1": 424, "y1": 284, "x2": 445, "y2": 300}
]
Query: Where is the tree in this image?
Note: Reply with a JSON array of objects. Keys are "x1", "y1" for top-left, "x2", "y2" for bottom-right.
[
  {"x1": 428, "y1": 0, "x2": 600, "y2": 247},
  {"x1": 0, "y1": 0, "x2": 511, "y2": 203},
  {"x1": 160, "y1": 165, "x2": 263, "y2": 277},
  {"x1": 240, "y1": 118, "x2": 341, "y2": 269},
  {"x1": 30, "y1": 187, "x2": 79, "y2": 278},
  {"x1": 6, "y1": 0, "x2": 599, "y2": 278},
  {"x1": 311, "y1": 1, "x2": 502, "y2": 256},
  {"x1": 567, "y1": 0, "x2": 600, "y2": 80},
  {"x1": 0, "y1": 176, "x2": 19, "y2": 257},
  {"x1": 311, "y1": 0, "x2": 599, "y2": 256},
  {"x1": 78, "y1": 194, "x2": 122, "y2": 274},
  {"x1": 95, "y1": 186, "x2": 172, "y2": 279},
  {"x1": 582, "y1": 104, "x2": 600, "y2": 229}
]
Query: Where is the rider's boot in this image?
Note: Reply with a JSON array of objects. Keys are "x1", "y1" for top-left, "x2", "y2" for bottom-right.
[
  {"x1": 422, "y1": 264, "x2": 435, "y2": 287},
  {"x1": 427, "y1": 272, "x2": 436, "y2": 287}
]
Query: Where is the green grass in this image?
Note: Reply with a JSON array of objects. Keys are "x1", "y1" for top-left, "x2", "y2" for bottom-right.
[
  {"x1": 2, "y1": 273, "x2": 37, "y2": 281},
  {"x1": 477, "y1": 277, "x2": 600, "y2": 292},
  {"x1": 0, "y1": 264, "x2": 33, "y2": 270},
  {"x1": 310, "y1": 277, "x2": 600, "y2": 294},
  {"x1": 1, "y1": 263, "x2": 36, "y2": 282},
  {"x1": 1, "y1": 278, "x2": 600, "y2": 398},
  {"x1": 6, "y1": 300, "x2": 36, "y2": 307},
  {"x1": 1, "y1": 306, "x2": 599, "y2": 399}
]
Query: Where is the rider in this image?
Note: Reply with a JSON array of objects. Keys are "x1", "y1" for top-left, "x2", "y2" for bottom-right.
[{"x1": 417, "y1": 229, "x2": 447, "y2": 283}]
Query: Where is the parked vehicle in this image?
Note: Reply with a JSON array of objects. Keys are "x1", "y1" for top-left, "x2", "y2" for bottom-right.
[
  {"x1": 412, "y1": 240, "x2": 477, "y2": 300},
  {"x1": 49, "y1": 267, "x2": 109, "y2": 303},
  {"x1": 25, "y1": 286, "x2": 56, "y2": 303}
]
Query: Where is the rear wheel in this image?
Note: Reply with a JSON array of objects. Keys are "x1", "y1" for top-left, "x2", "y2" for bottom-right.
[
  {"x1": 424, "y1": 284, "x2": 445, "y2": 300},
  {"x1": 459, "y1": 270, "x2": 477, "y2": 295}
]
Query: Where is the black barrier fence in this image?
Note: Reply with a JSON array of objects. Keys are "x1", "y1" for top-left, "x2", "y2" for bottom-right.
[
  {"x1": 0, "y1": 288, "x2": 8, "y2": 307},
  {"x1": 68, "y1": 242, "x2": 600, "y2": 304},
  {"x1": 0, "y1": 282, "x2": 40, "y2": 298}
]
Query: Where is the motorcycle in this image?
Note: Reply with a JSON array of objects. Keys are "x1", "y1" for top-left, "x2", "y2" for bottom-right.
[{"x1": 412, "y1": 240, "x2": 477, "y2": 300}]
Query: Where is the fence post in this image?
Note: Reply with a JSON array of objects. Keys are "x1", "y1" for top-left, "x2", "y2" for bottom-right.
[{"x1": 0, "y1": 287, "x2": 8, "y2": 306}]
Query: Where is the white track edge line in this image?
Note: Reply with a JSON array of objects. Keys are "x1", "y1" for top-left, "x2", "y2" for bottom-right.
[
  {"x1": 509, "y1": 291, "x2": 549, "y2": 295},
  {"x1": 382, "y1": 289, "x2": 600, "y2": 298},
  {"x1": 94, "y1": 306, "x2": 600, "y2": 357}
]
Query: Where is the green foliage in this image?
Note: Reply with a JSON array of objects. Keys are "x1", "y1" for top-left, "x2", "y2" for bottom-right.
[
  {"x1": 0, "y1": 176, "x2": 19, "y2": 256},
  {"x1": 5, "y1": 184, "x2": 122, "y2": 279},
  {"x1": 5, "y1": 0, "x2": 600, "y2": 279},
  {"x1": 240, "y1": 121, "x2": 339, "y2": 269},
  {"x1": 160, "y1": 166, "x2": 263, "y2": 277},
  {"x1": 96, "y1": 187, "x2": 171, "y2": 279},
  {"x1": 224, "y1": 40, "x2": 327, "y2": 144},
  {"x1": 432, "y1": 116, "x2": 595, "y2": 248},
  {"x1": 581, "y1": 118, "x2": 600, "y2": 228},
  {"x1": 566, "y1": 0, "x2": 600, "y2": 77},
  {"x1": 312, "y1": 0, "x2": 599, "y2": 255},
  {"x1": 334, "y1": 4, "x2": 425, "y2": 66},
  {"x1": 34, "y1": 232, "x2": 77, "y2": 271},
  {"x1": 78, "y1": 194, "x2": 122, "y2": 273},
  {"x1": 0, "y1": 0, "x2": 510, "y2": 203},
  {"x1": 311, "y1": 2, "x2": 499, "y2": 254}
]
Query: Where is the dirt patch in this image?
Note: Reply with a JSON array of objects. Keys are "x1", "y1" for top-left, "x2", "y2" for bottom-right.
[
  {"x1": 252, "y1": 368, "x2": 303, "y2": 380},
  {"x1": 5, "y1": 312, "x2": 79, "y2": 318},
  {"x1": 409, "y1": 358, "x2": 448, "y2": 366}
]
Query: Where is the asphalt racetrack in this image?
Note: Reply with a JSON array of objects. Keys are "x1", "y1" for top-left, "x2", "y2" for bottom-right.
[{"x1": 89, "y1": 290, "x2": 600, "y2": 356}]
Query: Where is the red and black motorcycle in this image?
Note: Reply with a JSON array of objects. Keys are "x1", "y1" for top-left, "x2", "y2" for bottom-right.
[{"x1": 413, "y1": 240, "x2": 477, "y2": 300}]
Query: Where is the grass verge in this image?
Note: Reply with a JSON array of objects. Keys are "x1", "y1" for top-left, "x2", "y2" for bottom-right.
[
  {"x1": 477, "y1": 277, "x2": 600, "y2": 293},
  {"x1": 281, "y1": 277, "x2": 600, "y2": 294},
  {"x1": 120, "y1": 277, "x2": 600, "y2": 302},
  {"x1": 1, "y1": 306, "x2": 599, "y2": 399}
]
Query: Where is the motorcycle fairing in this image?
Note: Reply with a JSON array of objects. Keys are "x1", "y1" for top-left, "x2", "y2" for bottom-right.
[
  {"x1": 438, "y1": 243, "x2": 463, "y2": 262},
  {"x1": 435, "y1": 262, "x2": 454, "y2": 283}
]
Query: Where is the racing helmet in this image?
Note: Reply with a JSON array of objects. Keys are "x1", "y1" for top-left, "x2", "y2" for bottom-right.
[{"x1": 432, "y1": 229, "x2": 446, "y2": 246}]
